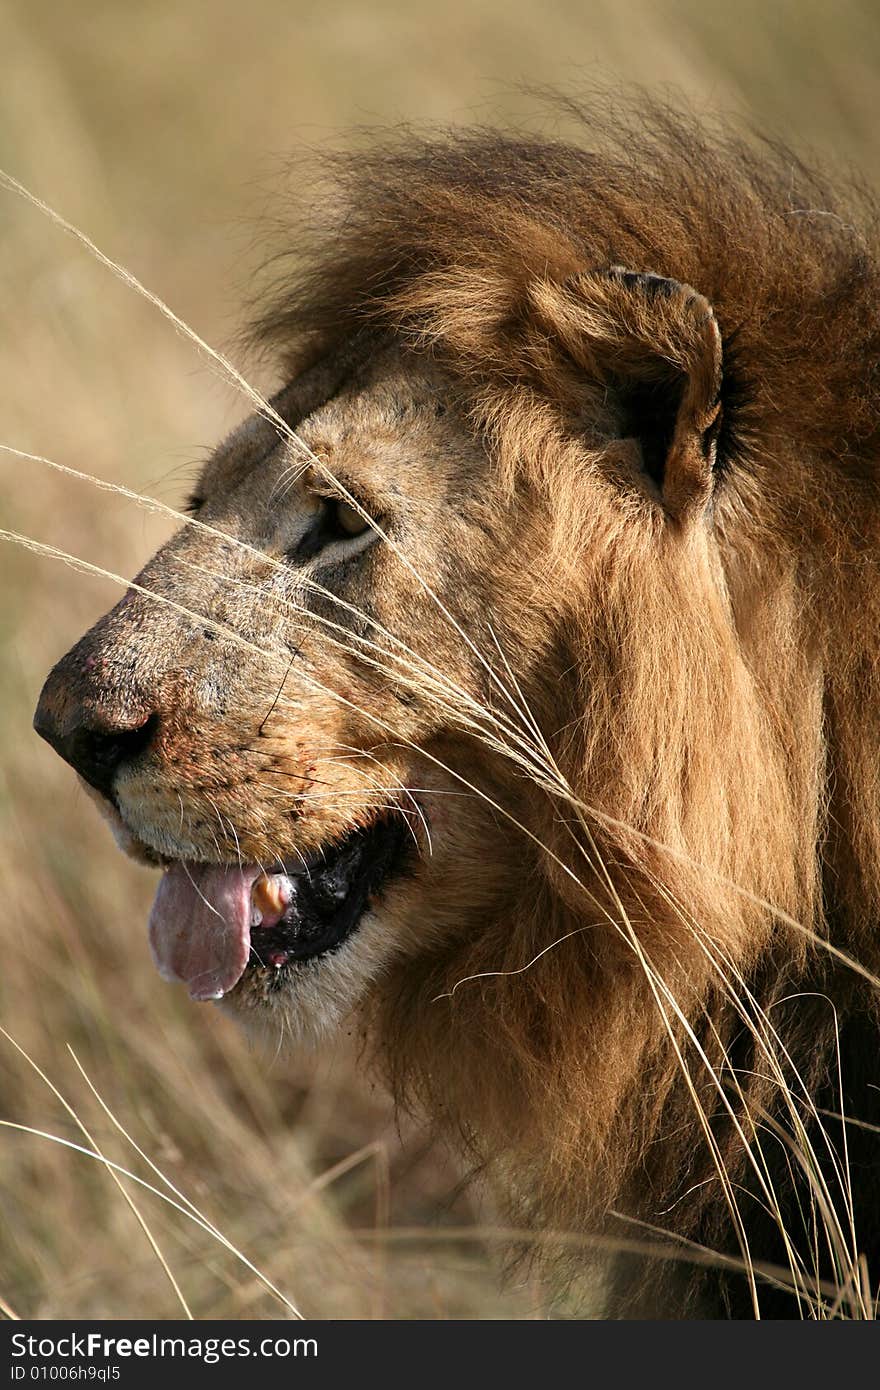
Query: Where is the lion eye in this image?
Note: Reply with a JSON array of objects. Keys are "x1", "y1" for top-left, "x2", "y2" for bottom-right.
[
  {"x1": 328, "y1": 497, "x2": 370, "y2": 538},
  {"x1": 291, "y1": 492, "x2": 377, "y2": 563}
]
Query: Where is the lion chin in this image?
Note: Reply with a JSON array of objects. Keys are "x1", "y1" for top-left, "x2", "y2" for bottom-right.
[{"x1": 32, "y1": 99, "x2": 880, "y2": 1318}]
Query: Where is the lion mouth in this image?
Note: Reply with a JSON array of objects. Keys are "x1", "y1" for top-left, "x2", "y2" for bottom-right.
[{"x1": 148, "y1": 815, "x2": 411, "y2": 1002}]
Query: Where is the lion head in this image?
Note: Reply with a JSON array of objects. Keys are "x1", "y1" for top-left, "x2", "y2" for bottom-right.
[{"x1": 34, "y1": 108, "x2": 880, "y2": 1317}]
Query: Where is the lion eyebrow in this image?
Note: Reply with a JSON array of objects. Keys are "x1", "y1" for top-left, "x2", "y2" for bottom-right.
[
  {"x1": 302, "y1": 465, "x2": 364, "y2": 500},
  {"x1": 273, "y1": 457, "x2": 383, "y2": 514}
]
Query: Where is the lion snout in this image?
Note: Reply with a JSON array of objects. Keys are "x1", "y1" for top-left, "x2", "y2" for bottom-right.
[{"x1": 34, "y1": 636, "x2": 158, "y2": 804}]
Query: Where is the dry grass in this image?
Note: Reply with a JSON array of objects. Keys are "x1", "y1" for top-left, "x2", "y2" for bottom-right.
[{"x1": 2, "y1": 0, "x2": 880, "y2": 1320}]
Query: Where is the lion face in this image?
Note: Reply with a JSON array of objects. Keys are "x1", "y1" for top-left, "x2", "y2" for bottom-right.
[
  {"x1": 34, "y1": 344, "x2": 539, "y2": 1038},
  {"x1": 33, "y1": 259, "x2": 734, "y2": 1052}
]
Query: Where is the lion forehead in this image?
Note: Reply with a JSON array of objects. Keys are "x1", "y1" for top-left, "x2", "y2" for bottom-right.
[{"x1": 197, "y1": 347, "x2": 478, "y2": 514}]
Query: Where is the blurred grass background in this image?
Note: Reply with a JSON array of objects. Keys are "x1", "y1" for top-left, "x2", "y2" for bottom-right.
[{"x1": 3, "y1": 0, "x2": 880, "y2": 1320}]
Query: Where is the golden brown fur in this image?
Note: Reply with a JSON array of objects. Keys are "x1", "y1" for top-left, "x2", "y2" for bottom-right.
[{"x1": 36, "y1": 103, "x2": 880, "y2": 1317}]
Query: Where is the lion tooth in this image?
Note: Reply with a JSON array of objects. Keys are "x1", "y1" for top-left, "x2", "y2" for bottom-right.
[{"x1": 252, "y1": 873, "x2": 293, "y2": 921}]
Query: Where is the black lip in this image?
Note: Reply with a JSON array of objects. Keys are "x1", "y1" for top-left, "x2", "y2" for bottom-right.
[{"x1": 248, "y1": 814, "x2": 411, "y2": 968}]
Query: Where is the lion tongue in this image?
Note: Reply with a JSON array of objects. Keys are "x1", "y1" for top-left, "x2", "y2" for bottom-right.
[{"x1": 148, "y1": 862, "x2": 261, "y2": 1002}]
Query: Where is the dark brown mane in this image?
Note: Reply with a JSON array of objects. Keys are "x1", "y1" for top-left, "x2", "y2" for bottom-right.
[
  {"x1": 253, "y1": 101, "x2": 880, "y2": 487},
  {"x1": 245, "y1": 102, "x2": 880, "y2": 1317}
]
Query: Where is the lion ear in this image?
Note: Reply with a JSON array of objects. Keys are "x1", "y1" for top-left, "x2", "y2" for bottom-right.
[{"x1": 529, "y1": 265, "x2": 723, "y2": 522}]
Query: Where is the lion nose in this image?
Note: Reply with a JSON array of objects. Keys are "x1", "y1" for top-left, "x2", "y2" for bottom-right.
[{"x1": 34, "y1": 658, "x2": 158, "y2": 802}]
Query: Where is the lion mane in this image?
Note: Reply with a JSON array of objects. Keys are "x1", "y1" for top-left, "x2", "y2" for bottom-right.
[{"x1": 249, "y1": 103, "x2": 880, "y2": 1318}]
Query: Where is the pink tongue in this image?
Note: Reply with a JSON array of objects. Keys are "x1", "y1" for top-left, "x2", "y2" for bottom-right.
[{"x1": 149, "y1": 863, "x2": 261, "y2": 1002}]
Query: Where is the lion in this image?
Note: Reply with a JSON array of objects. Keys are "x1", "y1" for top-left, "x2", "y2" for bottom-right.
[{"x1": 33, "y1": 104, "x2": 880, "y2": 1318}]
